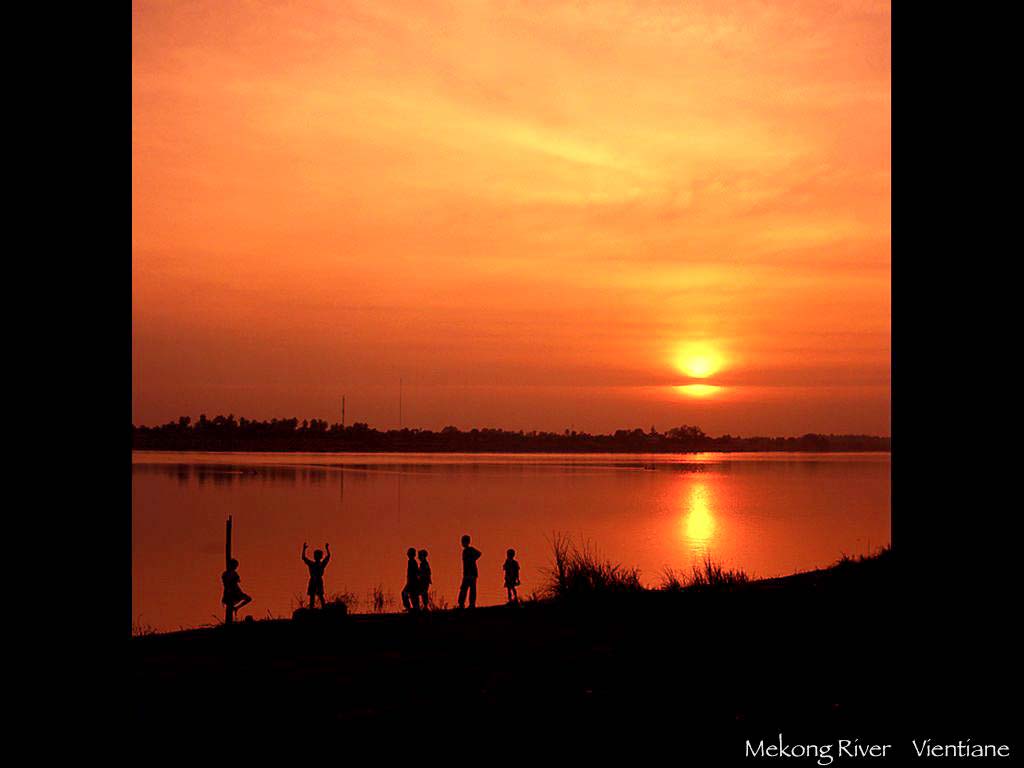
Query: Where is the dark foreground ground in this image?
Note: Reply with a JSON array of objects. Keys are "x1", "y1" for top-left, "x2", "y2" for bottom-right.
[{"x1": 131, "y1": 553, "x2": 1013, "y2": 756}]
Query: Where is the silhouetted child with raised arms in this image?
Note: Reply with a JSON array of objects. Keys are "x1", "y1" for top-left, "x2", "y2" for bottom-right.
[
  {"x1": 401, "y1": 547, "x2": 420, "y2": 611},
  {"x1": 301, "y1": 542, "x2": 331, "y2": 609},
  {"x1": 503, "y1": 548, "x2": 521, "y2": 604},
  {"x1": 222, "y1": 558, "x2": 252, "y2": 620},
  {"x1": 417, "y1": 549, "x2": 431, "y2": 610}
]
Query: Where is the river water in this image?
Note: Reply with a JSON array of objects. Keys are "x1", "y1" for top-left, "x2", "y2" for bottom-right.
[{"x1": 132, "y1": 451, "x2": 890, "y2": 632}]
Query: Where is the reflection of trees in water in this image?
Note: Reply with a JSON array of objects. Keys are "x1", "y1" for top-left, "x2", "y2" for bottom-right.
[
  {"x1": 135, "y1": 463, "x2": 310, "y2": 486},
  {"x1": 136, "y1": 460, "x2": 718, "y2": 489},
  {"x1": 133, "y1": 453, "x2": 883, "y2": 488},
  {"x1": 133, "y1": 463, "x2": 395, "y2": 488}
]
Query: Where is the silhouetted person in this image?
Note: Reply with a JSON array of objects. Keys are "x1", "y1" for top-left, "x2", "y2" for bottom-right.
[
  {"x1": 503, "y1": 548, "x2": 521, "y2": 604},
  {"x1": 301, "y1": 542, "x2": 331, "y2": 609},
  {"x1": 222, "y1": 558, "x2": 252, "y2": 619},
  {"x1": 417, "y1": 549, "x2": 432, "y2": 610},
  {"x1": 401, "y1": 547, "x2": 420, "y2": 611},
  {"x1": 458, "y1": 534, "x2": 481, "y2": 609}
]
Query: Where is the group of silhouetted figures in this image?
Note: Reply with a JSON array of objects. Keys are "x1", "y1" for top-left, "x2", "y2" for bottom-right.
[{"x1": 220, "y1": 533, "x2": 521, "y2": 621}]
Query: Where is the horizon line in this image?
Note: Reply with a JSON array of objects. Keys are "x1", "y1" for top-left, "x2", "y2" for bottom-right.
[{"x1": 131, "y1": 414, "x2": 891, "y2": 441}]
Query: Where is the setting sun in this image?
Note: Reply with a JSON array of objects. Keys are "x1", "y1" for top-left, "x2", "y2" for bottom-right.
[
  {"x1": 133, "y1": 0, "x2": 890, "y2": 437},
  {"x1": 675, "y1": 344, "x2": 725, "y2": 380},
  {"x1": 682, "y1": 356, "x2": 718, "y2": 378}
]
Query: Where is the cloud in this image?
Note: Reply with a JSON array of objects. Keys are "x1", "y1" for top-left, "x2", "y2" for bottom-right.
[{"x1": 133, "y1": 0, "x2": 890, "y2": 433}]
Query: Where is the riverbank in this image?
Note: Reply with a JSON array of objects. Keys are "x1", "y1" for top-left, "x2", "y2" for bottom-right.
[{"x1": 132, "y1": 549, "x2": 905, "y2": 746}]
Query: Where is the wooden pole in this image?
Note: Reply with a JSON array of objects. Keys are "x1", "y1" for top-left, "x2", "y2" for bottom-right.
[{"x1": 225, "y1": 515, "x2": 233, "y2": 624}]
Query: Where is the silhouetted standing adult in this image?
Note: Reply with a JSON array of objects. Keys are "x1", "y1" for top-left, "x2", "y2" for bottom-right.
[
  {"x1": 301, "y1": 542, "x2": 331, "y2": 609},
  {"x1": 458, "y1": 534, "x2": 481, "y2": 609},
  {"x1": 222, "y1": 558, "x2": 252, "y2": 620},
  {"x1": 417, "y1": 549, "x2": 432, "y2": 610},
  {"x1": 401, "y1": 547, "x2": 420, "y2": 611}
]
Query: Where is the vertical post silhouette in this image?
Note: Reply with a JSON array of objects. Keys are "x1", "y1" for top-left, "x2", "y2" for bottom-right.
[{"x1": 225, "y1": 515, "x2": 233, "y2": 624}]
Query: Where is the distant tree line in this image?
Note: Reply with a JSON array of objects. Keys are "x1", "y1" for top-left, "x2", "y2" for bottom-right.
[{"x1": 132, "y1": 414, "x2": 890, "y2": 453}]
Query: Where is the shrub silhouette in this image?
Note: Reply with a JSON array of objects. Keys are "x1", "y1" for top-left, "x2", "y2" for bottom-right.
[{"x1": 544, "y1": 533, "x2": 643, "y2": 598}]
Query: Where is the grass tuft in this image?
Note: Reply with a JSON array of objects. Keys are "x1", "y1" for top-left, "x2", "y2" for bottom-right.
[
  {"x1": 424, "y1": 589, "x2": 448, "y2": 611},
  {"x1": 327, "y1": 590, "x2": 358, "y2": 613},
  {"x1": 833, "y1": 543, "x2": 891, "y2": 570},
  {"x1": 368, "y1": 584, "x2": 395, "y2": 613},
  {"x1": 660, "y1": 567, "x2": 687, "y2": 592},
  {"x1": 132, "y1": 617, "x2": 159, "y2": 637},
  {"x1": 660, "y1": 555, "x2": 749, "y2": 591},
  {"x1": 544, "y1": 532, "x2": 644, "y2": 599},
  {"x1": 685, "y1": 554, "x2": 749, "y2": 589}
]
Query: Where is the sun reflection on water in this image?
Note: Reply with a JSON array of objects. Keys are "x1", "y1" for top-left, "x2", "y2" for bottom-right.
[
  {"x1": 675, "y1": 384, "x2": 723, "y2": 398},
  {"x1": 683, "y1": 482, "x2": 717, "y2": 549}
]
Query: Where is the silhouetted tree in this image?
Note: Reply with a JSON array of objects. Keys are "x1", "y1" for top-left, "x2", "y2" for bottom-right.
[{"x1": 132, "y1": 415, "x2": 889, "y2": 454}]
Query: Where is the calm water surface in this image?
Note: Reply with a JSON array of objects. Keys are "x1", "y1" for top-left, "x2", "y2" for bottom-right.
[{"x1": 132, "y1": 451, "x2": 890, "y2": 632}]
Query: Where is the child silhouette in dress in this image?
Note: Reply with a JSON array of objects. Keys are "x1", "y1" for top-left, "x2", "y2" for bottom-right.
[
  {"x1": 222, "y1": 558, "x2": 252, "y2": 619},
  {"x1": 503, "y1": 548, "x2": 521, "y2": 604}
]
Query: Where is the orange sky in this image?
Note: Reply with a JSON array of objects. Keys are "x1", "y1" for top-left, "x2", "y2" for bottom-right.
[{"x1": 132, "y1": 0, "x2": 890, "y2": 435}]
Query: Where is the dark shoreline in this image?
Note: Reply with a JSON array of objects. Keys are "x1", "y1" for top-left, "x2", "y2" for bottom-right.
[
  {"x1": 133, "y1": 550, "x2": 889, "y2": 641},
  {"x1": 132, "y1": 550, "x2": 910, "y2": 747}
]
